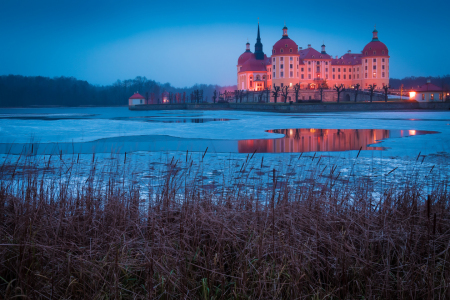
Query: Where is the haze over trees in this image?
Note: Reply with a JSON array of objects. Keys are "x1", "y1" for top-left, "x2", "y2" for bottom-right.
[{"x1": 0, "y1": 75, "x2": 236, "y2": 107}]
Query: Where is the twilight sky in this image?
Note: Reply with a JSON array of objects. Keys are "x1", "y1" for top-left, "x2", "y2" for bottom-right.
[{"x1": 1, "y1": 0, "x2": 449, "y2": 87}]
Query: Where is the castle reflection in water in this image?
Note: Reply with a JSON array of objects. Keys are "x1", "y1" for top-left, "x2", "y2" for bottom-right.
[{"x1": 238, "y1": 129, "x2": 422, "y2": 153}]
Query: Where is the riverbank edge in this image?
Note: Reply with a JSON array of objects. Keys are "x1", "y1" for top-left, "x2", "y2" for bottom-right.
[{"x1": 129, "y1": 101, "x2": 450, "y2": 113}]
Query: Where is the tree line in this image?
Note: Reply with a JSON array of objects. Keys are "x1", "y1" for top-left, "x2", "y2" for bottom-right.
[
  {"x1": 390, "y1": 75, "x2": 450, "y2": 89},
  {"x1": 0, "y1": 75, "x2": 236, "y2": 107}
]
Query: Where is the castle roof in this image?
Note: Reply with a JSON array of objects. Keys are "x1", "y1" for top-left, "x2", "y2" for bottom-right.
[
  {"x1": 331, "y1": 53, "x2": 363, "y2": 65},
  {"x1": 362, "y1": 40, "x2": 389, "y2": 57},
  {"x1": 299, "y1": 47, "x2": 331, "y2": 60},
  {"x1": 239, "y1": 56, "x2": 267, "y2": 72},
  {"x1": 238, "y1": 51, "x2": 254, "y2": 65}
]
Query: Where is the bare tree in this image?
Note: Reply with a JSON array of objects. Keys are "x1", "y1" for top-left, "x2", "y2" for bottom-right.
[
  {"x1": 212, "y1": 90, "x2": 217, "y2": 103},
  {"x1": 368, "y1": 84, "x2": 377, "y2": 103},
  {"x1": 272, "y1": 85, "x2": 281, "y2": 103},
  {"x1": 281, "y1": 86, "x2": 290, "y2": 103},
  {"x1": 382, "y1": 84, "x2": 390, "y2": 102},
  {"x1": 234, "y1": 90, "x2": 240, "y2": 103},
  {"x1": 239, "y1": 90, "x2": 245, "y2": 103},
  {"x1": 293, "y1": 84, "x2": 300, "y2": 103},
  {"x1": 354, "y1": 83, "x2": 360, "y2": 102},
  {"x1": 334, "y1": 84, "x2": 345, "y2": 103},
  {"x1": 318, "y1": 83, "x2": 325, "y2": 102},
  {"x1": 264, "y1": 87, "x2": 270, "y2": 103}
]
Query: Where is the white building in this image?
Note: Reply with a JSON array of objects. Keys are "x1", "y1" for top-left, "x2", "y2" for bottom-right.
[
  {"x1": 410, "y1": 82, "x2": 444, "y2": 102},
  {"x1": 128, "y1": 92, "x2": 146, "y2": 106}
]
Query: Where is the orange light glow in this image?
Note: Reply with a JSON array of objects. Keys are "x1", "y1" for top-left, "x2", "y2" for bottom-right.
[
  {"x1": 409, "y1": 91, "x2": 416, "y2": 99},
  {"x1": 409, "y1": 130, "x2": 416, "y2": 136}
]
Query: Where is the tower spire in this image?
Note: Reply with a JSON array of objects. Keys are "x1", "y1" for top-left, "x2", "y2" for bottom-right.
[{"x1": 254, "y1": 20, "x2": 264, "y2": 60}]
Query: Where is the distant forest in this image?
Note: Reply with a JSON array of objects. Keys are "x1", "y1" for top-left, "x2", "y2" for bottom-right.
[
  {"x1": 390, "y1": 75, "x2": 450, "y2": 90},
  {"x1": 0, "y1": 74, "x2": 449, "y2": 107},
  {"x1": 0, "y1": 75, "x2": 237, "y2": 107}
]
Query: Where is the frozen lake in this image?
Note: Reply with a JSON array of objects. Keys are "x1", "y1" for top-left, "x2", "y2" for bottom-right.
[
  {"x1": 0, "y1": 107, "x2": 449, "y2": 158},
  {"x1": 1, "y1": 107, "x2": 449, "y2": 195}
]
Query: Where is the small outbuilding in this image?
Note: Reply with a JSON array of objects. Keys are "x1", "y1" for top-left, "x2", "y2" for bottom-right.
[
  {"x1": 410, "y1": 81, "x2": 444, "y2": 102},
  {"x1": 129, "y1": 92, "x2": 146, "y2": 106}
]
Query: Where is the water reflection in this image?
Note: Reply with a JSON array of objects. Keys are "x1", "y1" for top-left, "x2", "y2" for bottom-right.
[{"x1": 238, "y1": 129, "x2": 438, "y2": 153}]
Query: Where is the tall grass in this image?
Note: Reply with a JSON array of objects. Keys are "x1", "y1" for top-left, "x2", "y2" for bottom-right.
[{"x1": 0, "y1": 151, "x2": 449, "y2": 299}]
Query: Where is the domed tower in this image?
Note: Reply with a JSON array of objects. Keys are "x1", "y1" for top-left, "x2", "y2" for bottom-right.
[
  {"x1": 361, "y1": 27, "x2": 389, "y2": 89},
  {"x1": 271, "y1": 24, "x2": 300, "y2": 91}
]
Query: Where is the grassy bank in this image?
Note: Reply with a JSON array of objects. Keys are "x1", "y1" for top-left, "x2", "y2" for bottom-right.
[{"x1": 0, "y1": 153, "x2": 449, "y2": 299}]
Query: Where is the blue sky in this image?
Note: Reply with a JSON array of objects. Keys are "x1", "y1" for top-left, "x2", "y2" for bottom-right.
[{"x1": 0, "y1": 0, "x2": 449, "y2": 87}]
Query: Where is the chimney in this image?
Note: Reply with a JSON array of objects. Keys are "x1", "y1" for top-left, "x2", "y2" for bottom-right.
[
  {"x1": 308, "y1": 44, "x2": 311, "y2": 48},
  {"x1": 348, "y1": 50, "x2": 351, "y2": 53},
  {"x1": 299, "y1": 46, "x2": 302, "y2": 50},
  {"x1": 335, "y1": 55, "x2": 338, "y2": 59}
]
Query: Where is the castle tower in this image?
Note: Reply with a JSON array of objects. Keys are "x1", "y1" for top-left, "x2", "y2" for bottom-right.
[{"x1": 254, "y1": 22, "x2": 265, "y2": 60}]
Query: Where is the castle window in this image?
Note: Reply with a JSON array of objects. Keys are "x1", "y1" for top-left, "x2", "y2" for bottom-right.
[
  {"x1": 297, "y1": 72, "x2": 299, "y2": 77},
  {"x1": 312, "y1": 55, "x2": 315, "y2": 58},
  {"x1": 308, "y1": 61, "x2": 311, "y2": 65},
  {"x1": 280, "y1": 64, "x2": 283, "y2": 69},
  {"x1": 280, "y1": 49, "x2": 284, "y2": 53},
  {"x1": 285, "y1": 44, "x2": 288, "y2": 47},
  {"x1": 273, "y1": 65, "x2": 276, "y2": 69},
  {"x1": 281, "y1": 72, "x2": 284, "y2": 77},
  {"x1": 297, "y1": 57, "x2": 299, "y2": 61},
  {"x1": 317, "y1": 61, "x2": 320, "y2": 65},
  {"x1": 301, "y1": 68, "x2": 304, "y2": 72},
  {"x1": 273, "y1": 57, "x2": 275, "y2": 62},
  {"x1": 373, "y1": 51, "x2": 376, "y2": 55},
  {"x1": 382, "y1": 58, "x2": 385, "y2": 62},
  {"x1": 301, "y1": 74, "x2": 304, "y2": 79},
  {"x1": 382, "y1": 65, "x2": 385, "y2": 70},
  {"x1": 349, "y1": 75, "x2": 351, "y2": 79},
  {"x1": 344, "y1": 75, "x2": 346, "y2": 79},
  {"x1": 280, "y1": 57, "x2": 283, "y2": 61},
  {"x1": 382, "y1": 72, "x2": 385, "y2": 78},
  {"x1": 250, "y1": 81, "x2": 253, "y2": 88},
  {"x1": 369, "y1": 47, "x2": 372, "y2": 50},
  {"x1": 326, "y1": 75, "x2": 328, "y2": 79},
  {"x1": 365, "y1": 52, "x2": 368, "y2": 55},
  {"x1": 338, "y1": 75, "x2": 340, "y2": 79},
  {"x1": 290, "y1": 71, "x2": 293, "y2": 77},
  {"x1": 365, "y1": 73, "x2": 368, "y2": 78},
  {"x1": 365, "y1": 66, "x2": 368, "y2": 70},
  {"x1": 290, "y1": 64, "x2": 293, "y2": 69},
  {"x1": 320, "y1": 55, "x2": 322, "y2": 58},
  {"x1": 270, "y1": 75, "x2": 272, "y2": 79},
  {"x1": 357, "y1": 74, "x2": 359, "y2": 79},
  {"x1": 373, "y1": 65, "x2": 376, "y2": 70},
  {"x1": 382, "y1": 51, "x2": 385, "y2": 55},
  {"x1": 263, "y1": 75, "x2": 265, "y2": 79},
  {"x1": 316, "y1": 66, "x2": 320, "y2": 72},
  {"x1": 343, "y1": 68, "x2": 346, "y2": 72},
  {"x1": 290, "y1": 57, "x2": 293, "y2": 61},
  {"x1": 373, "y1": 58, "x2": 377, "y2": 63},
  {"x1": 308, "y1": 68, "x2": 311, "y2": 72},
  {"x1": 273, "y1": 72, "x2": 275, "y2": 78},
  {"x1": 365, "y1": 59, "x2": 367, "y2": 63},
  {"x1": 333, "y1": 75, "x2": 335, "y2": 79},
  {"x1": 349, "y1": 68, "x2": 351, "y2": 72},
  {"x1": 332, "y1": 68, "x2": 335, "y2": 72},
  {"x1": 273, "y1": 50, "x2": 275, "y2": 54},
  {"x1": 357, "y1": 67, "x2": 359, "y2": 72},
  {"x1": 308, "y1": 74, "x2": 311, "y2": 79},
  {"x1": 289, "y1": 49, "x2": 293, "y2": 53},
  {"x1": 338, "y1": 68, "x2": 340, "y2": 72},
  {"x1": 325, "y1": 68, "x2": 328, "y2": 72},
  {"x1": 326, "y1": 62, "x2": 328, "y2": 65}
]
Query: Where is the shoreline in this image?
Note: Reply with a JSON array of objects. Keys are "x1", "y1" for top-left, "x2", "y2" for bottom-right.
[{"x1": 129, "y1": 101, "x2": 450, "y2": 113}]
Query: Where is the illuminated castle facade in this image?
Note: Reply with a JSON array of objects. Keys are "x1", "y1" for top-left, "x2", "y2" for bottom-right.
[{"x1": 237, "y1": 24, "x2": 390, "y2": 92}]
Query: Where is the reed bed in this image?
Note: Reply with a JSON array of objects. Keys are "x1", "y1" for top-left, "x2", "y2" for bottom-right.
[{"x1": 0, "y1": 151, "x2": 450, "y2": 299}]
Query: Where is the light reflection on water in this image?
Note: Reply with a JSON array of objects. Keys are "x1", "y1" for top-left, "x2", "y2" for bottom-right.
[{"x1": 238, "y1": 129, "x2": 436, "y2": 153}]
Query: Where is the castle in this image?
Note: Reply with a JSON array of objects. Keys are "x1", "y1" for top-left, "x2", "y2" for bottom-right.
[{"x1": 237, "y1": 23, "x2": 390, "y2": 93}]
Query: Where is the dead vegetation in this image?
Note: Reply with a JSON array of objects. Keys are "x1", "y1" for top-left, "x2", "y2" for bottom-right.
[{"x1": 0, "y1": 152, "x2": 449, "y2": 299}]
